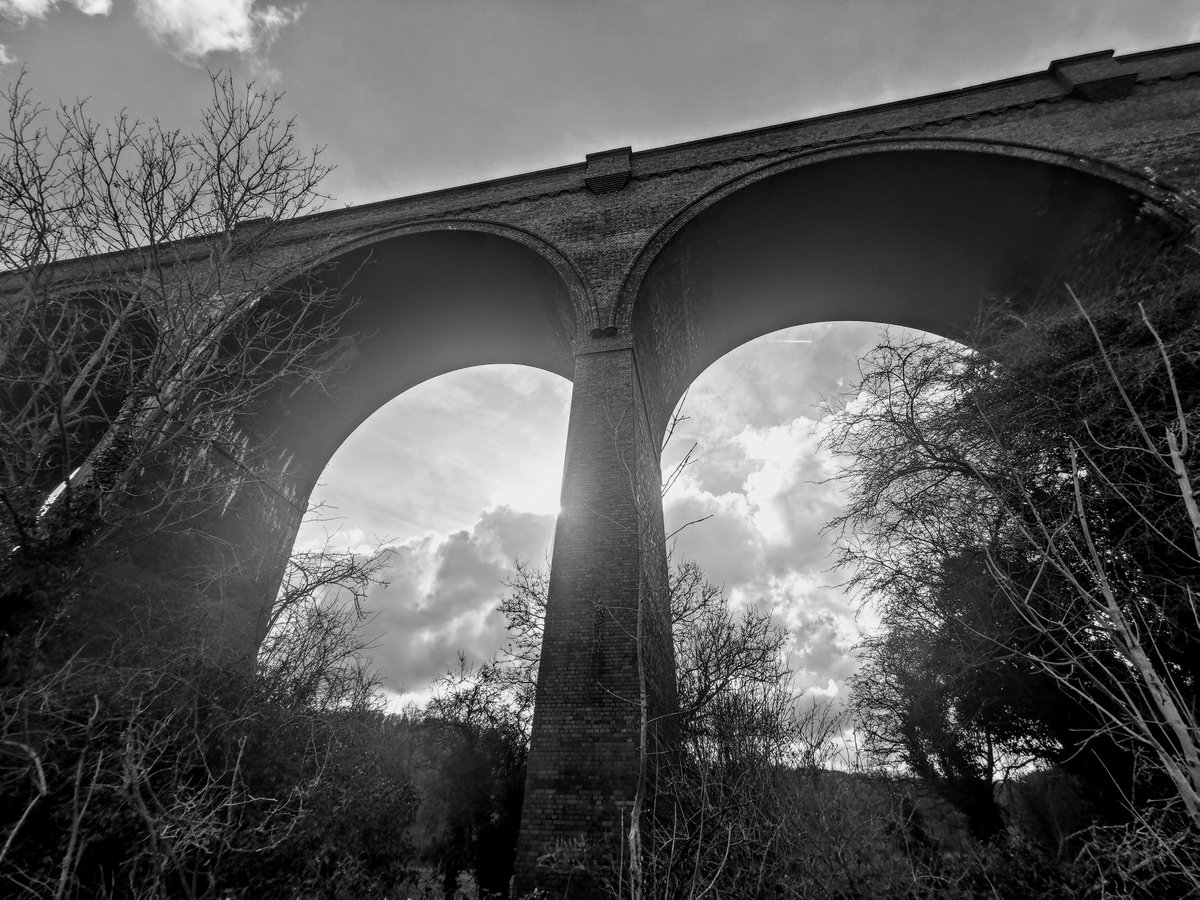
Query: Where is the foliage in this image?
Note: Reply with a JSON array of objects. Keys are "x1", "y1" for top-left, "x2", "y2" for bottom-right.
[
  {"x1": 590, "y1": 239, "x2": 1200, "y2": 900},
  {"x1": 826, "y1": 241, "x2": 1200, "y2": 884},
  {"x1": 412, "y1": 672, "x2": 530, "y2": 899},
  {"x1": 0, "y1": 541, "x2": 418, "y2": 899},
  {"x1": 0, "y1": 71, "x2": 426, "y2": 899}
]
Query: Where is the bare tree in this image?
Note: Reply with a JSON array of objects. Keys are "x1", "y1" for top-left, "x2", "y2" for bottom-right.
[
  {"x1": 985, "y1": 292, "x2": 1200, "y2": 828},
  {"x1": 0, "y1": 67, "x2": 353, "y2": 663},
  {"x1": 257, "y1": 539, "x2": 390, "y2": 712},
  {"x1": 0, "y1": 71, "x2": 333, "y2": 530},
  {"x1": 826, "y1": 245, "x2": 1200, "y2": 889},
  {"x1": 0, "y1": 541, "x2": 403, "y2": 899},
  {"x1": 465, "y1": 556, "x2": 824, "y2": 897},
  {"x1": 0, "y1": 71, "x2": 428, "y2": 900}
]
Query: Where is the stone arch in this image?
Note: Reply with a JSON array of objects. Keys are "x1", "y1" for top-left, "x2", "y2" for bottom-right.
[{"x1": 620, "y1": 138, "x2": 1188, "y2": 441}]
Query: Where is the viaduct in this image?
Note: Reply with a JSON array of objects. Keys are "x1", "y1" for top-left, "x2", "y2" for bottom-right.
[{"x1": 25, "y1": 42, "x2": 1200, "y2": 892}]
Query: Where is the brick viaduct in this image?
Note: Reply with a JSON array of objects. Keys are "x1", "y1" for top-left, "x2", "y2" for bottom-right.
[{"x1": 48, "y1": 42, "x2": 1200, "y2": 892}]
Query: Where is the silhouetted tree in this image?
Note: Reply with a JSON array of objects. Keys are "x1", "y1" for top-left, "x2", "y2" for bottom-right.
[
  {"x1": 0, "y1": 67, "x2": 344, "y2": 665},
  {"x1": 827, "y1": 242, "x2": 1200, "y2": 885},
  {"x1": 0, "y1": 70, "x2": 431, "y2": 899}
]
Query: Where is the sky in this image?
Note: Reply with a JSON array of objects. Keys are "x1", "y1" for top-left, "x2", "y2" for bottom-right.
[{"x1": 4, "y1": 0, "x2": 1198, "y2": 709}]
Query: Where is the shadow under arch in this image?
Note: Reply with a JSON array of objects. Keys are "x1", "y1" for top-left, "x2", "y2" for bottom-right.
[
  {"x1": 195, "y1": 224, "x2": 580, "y2": 651},
  {"x1": 623, "y1": 139, "x2": 1187, "y2": 441},
  {"x1": 265, "y1": 223, "x2": 579, "y2": 472}
]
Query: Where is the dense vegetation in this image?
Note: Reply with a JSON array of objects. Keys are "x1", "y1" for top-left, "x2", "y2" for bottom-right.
[{"x1": 823, "y1": 241, "x2": 1200, "y2": 896}]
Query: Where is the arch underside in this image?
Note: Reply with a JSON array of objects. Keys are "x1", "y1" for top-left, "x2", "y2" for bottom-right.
[
  {"x1": 631, "y1": 148, "x2": 1176, "y2": 438},
  {"x1": 196, "y1": 228, "x2": 578, "y2": 651},
  {"x1": 261, "y1": 228, "x2": 577, "y2": 499}
]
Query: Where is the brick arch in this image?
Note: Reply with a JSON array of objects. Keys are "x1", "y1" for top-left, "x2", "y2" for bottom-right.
[
  {"x1": 258, "y1": 224, "x2": 578, "y2": 473},
  {"x1": 179, "y1": 224, "x2": 581, "y2": 656},
  {"x1": 615, "y1": 137, "x2": 1190, "y2": 333},
  {"x1": 619, "y1": 138, "x2": 1187, "y2": 441},
  {"x1": 297, "y1": 218, "x2": 596, "y2": 336}
]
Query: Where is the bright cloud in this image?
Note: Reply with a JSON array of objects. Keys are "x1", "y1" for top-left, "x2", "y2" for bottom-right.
[
  {"x1": 304, "y1": 365, "x2": 569, "y2": 545},
  {"x1": 658, "y1": 324, "x2": 898, "y2": 703},
  {"x1": 0, "y1": 0, "x2": 109, "y2": 21},
  {"x1": 133, "y1": 0, "x2": 302, "y2": 60},
  {"x1": 289, "y1": 365, "x2": 570, "y2": 711},
  {"x1": 737, "y1": 416, "x2": 839, "y2": 550},
  {"x1": 0, "y1": 0, "x2": 300, "y2": 62}
]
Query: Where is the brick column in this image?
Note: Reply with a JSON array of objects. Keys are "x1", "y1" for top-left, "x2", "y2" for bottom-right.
[{"x1": 514, "y1": 337, "x2": 677, "y2": 896}]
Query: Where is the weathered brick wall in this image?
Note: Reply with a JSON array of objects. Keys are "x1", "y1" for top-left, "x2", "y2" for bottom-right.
[{"x1": 514, "y1": 342, "x2": 654, "y2": 894}]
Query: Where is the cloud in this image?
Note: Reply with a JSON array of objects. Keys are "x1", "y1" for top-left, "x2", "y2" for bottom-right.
[
  {"x1": 288, "y1": 365, "x2": 569, "y2": 710},
  {"x1": 663, "y1": 411, "x2": 864, "y2": 704},
  {"x1": 738, "y1": 418, "x2": 839, "y2": 552},
  {"x1": 133, "y1": 0, "x2": 302, "y2": 60},
  {"x1": 665, "y1": 414, "x2": 846, "y2": 593},
  {"x1": 304, "y1": 365, "x2": 569, "y2": 545},
  {"x1": 781, "y1": 588, "x2": 862, "y2": 689},
  {"x1": 296, "y1": 330, "x2": 918, "y2": 714},
  {"x1": 356, "y1": 505, "x2": 556, "y2": 702},
  {"x1": 659, "y1": 324, "x2": 899, "y2": 702},
  {"x1": 0, "y1": 44, "x2": 13, "y2": 66},
  {"x1": 0, "y1": 0, "x2": 109, "y2": 22},
  {"x1": 0, "y1": 0, "x2": 301, "y2": 67}
]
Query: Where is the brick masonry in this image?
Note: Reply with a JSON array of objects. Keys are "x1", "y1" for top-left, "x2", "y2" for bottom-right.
[{"x1": 54, "y1": 43, "x2": 1200, "y2": 895}]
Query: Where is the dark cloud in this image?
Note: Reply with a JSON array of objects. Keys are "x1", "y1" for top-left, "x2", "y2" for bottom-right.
[
  {"x1": 665, "y1": 490, "x2": 761, "y2": 589},
  {"x1": 475, "y1": 505, "x2": 558, "y2": 564},
  {"x1": 787, "y1": 605, "x2": 860, "y2": 689},
  {"x1": 362, "y1": 505, "x2": 556, "y2": 696}
]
